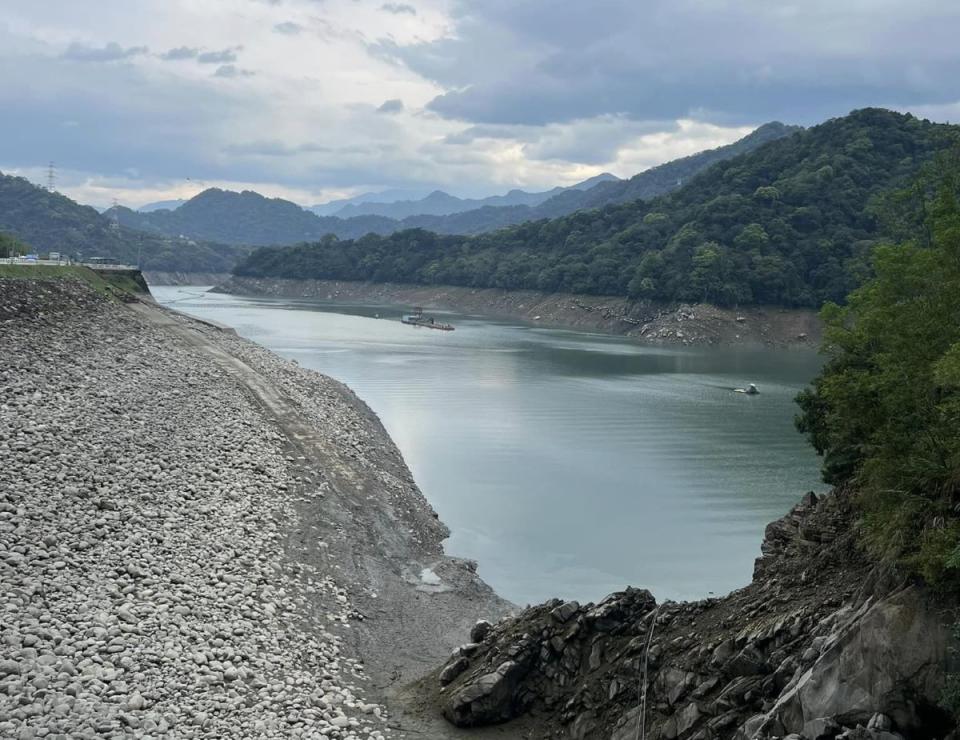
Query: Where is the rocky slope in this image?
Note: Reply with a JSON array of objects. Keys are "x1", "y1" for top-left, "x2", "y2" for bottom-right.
[
  {"x1": 214, "y1": 277, "x2": 822, "y2": 347},
  {"x1": 415, "y1": 490, "x2": 955, "y2": 739},
  {"x1": 0, "y1": 277, "x2": 509, "y2": 739}
]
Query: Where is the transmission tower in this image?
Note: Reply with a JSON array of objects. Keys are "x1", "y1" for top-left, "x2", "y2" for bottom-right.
[
  {"x1": 47, "y1": 162, "x2": 56, "y2": 192},
  {"x1": 110, "y1": 198, "x2": 121, "y2": 233}
]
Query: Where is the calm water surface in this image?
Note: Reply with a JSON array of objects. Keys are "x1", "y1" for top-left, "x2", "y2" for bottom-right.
[{"x1": 153, "y1": 286, "x2": 826, "y2": 605}]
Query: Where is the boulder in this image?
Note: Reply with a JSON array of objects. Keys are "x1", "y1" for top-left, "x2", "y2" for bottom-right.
[
  {"x1": 443, "y1": 660, "x2": 528, "y2": 726},
  {"x1": 738, "y1": 587, "x2": 951, "y2": 737},
  {"x1": 470, "y1": 619, "x2": 492, "y2": 643},
  {"x1": 439, "y1": 657, "x2": 469, "y2": 686}
]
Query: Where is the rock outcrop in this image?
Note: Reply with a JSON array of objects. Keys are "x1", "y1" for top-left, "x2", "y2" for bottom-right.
[{"x1": 426, "y1": 491, "x2": 955, "y2": 739}]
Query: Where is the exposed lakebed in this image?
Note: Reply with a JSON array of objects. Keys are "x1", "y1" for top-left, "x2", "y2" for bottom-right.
[{"x1": 153, "y1": 286, "x2": 826, "y2": 605}]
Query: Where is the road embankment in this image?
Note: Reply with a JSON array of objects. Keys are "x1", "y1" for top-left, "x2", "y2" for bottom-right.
[
  {"x1": 214, "y1": 276, "x2": 822, "y2": 347},
  {"x1": 0, "y1": 276, "x2": 510, "y2": 739}
]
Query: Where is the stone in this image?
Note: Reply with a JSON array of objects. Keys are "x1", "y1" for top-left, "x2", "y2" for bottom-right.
[
  {"x1": 470, "y1": 620, "x2": 493, "y2": 643},
  {"x1": 439, "y1": 657, "x2": 469, "y2": 686},
  {"x1": 444, "y1": 661, "x2": 524, "y2": 727},
  {"x1": 550, "y1": 601, "x2": 580, "y2": 624},
  {"x1": 676, "y1": 702, "x2": 702, "y2": 736}
]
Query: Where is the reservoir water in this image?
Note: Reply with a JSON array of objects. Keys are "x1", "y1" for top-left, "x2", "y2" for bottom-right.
[{"x1": 153, "y1": 286, "x2": 826, "y2": 605}]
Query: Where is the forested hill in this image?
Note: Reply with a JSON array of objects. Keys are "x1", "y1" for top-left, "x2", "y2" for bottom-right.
[
  {"x1": 112, "y1": 122, "x2": 796, "y2": 246},
  {"x1": 0, "y1": 173, "x2": 245, "y2": 272},
  {"x1": 523, "y1": 121, "x2": 801, "y2": 220},
  {"x1": 113, "y1": 188, "x2": 397, "y2": 246},
  {"x1": 234, "y1": 109, "x2": 959, "y2": 308}
]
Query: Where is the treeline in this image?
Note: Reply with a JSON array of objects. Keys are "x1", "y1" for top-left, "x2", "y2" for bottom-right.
[
  {"x1": 235, "y1": 109, "x2": 959, "y2": 307},
  {"x1": 796, "y1": 152, "x2": 960, "y2": 592}
]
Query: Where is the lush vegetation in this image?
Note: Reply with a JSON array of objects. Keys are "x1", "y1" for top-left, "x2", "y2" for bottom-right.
[
  {"x1": 796, "y1": 151, "x2": 960, "y2": 589},
  {"x1": 528, "y1": 121, "x2": 800, "y2": 220},
  {"x1": 115, "y1": 189, "x2": 397, "y2": 246},
  {"x1": 0, "y1": 231, "x2": 29, "y2": 258},
  {"x1": 0, "y1": 172, "x2": 247, "y2": 272},
  {"x1": 235, "y1": 110, "x2": 958, "y2": 308},
  {"x1": 114, "y1": 124, "x2": 793, "y2": 246}
]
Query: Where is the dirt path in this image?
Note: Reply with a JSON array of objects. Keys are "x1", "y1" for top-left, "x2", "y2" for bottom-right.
[{"x1": 132, "y1": 301, "x2": 514, "y2": 738}]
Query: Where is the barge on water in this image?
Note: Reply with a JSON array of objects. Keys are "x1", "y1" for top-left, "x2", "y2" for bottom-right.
[{"x1": 401, "y1": 307, "x2": 455, "y2": 331}]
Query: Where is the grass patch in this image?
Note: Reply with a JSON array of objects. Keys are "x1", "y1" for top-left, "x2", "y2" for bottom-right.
[{"x1": 0, "y1": 264, "x2": 135, "y2": 300}]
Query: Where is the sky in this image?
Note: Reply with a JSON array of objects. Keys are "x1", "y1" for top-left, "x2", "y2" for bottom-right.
[{"x1": 1, "y1": 0, "x2": 959, "y2": 209}]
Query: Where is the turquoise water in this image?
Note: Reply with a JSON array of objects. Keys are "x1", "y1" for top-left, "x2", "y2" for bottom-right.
[{"x1": 153, "y1": 286, "x2": 826, "y2": 605}]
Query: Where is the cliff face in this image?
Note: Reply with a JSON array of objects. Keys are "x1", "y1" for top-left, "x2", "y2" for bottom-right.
[{"x1": 422, "y1": 491, "x2": 954, "y2": 739}]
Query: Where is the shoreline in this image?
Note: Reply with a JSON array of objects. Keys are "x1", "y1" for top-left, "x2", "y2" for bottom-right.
[
  {"x1": 1, "y1": 276, "x2": 510, "y2": 739},
  {"x1": 3, "y1": 274, "x2": 951, "y2": 740},
  {"x1": 211, "y1": 276, "x2": 823, "y2": 348}
]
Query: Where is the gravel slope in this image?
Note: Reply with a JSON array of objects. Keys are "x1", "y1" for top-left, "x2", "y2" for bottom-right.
[{"x1": 0, "y1": 278, "x2": 510, "y2": 739}]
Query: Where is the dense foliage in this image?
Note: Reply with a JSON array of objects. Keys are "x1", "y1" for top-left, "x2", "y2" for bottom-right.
[
  {"x1": 0, "y1": 173, "x2": 247, "y2": 272},
  {"x1": 236, "y1": 110, "x2": 958, "y2": 308},
  {"x1": 0, "y1": 231, "x2": 29, "y2": 258},
  {"x1": 115, "y1": 189, "x2": 397, "y2": 246},
  {"x1": 796, "y1": 152, "x2": 960, "y2": 587}
]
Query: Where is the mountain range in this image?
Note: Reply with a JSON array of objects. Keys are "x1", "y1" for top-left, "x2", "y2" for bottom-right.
[
  {"x1": 0, "y1": 173, "x2": 246, "y2": 272},
  {"x1": 108, "y1": 122, "x2": 798, "y2": 247},
  {"x1": 234, "y1": 109, "x2": 957, "y2": 308}
]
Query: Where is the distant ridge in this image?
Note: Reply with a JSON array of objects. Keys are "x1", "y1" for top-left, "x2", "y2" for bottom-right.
[
  {"x1": 329, "y1": 173, "x2": 621, "y2": 220},
  {"x1": 0, "y1": 172, "x2": 243, "y2": 272},
  {"x1": 113, "y1": 123, "x2": 792, "y2": 246}
]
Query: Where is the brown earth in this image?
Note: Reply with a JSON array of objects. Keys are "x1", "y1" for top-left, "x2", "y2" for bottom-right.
[{"x1": 213, "y1": 277, "x2": 823, "y2": 347}]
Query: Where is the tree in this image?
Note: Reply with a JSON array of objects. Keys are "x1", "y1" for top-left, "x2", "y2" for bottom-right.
[
  {"x1": 795, "y1": 154, "x2": 960, "y2": 586},
  {"x1": 0, "y1": 231, "x2": 29, "y2": 258}
]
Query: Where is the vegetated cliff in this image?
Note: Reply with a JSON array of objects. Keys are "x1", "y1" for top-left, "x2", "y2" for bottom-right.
[{"x1": 414, "y1": 489, "x2": 954, "y2": 740}]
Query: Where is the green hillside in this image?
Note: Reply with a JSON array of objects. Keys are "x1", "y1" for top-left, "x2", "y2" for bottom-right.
[
  {"x1": 235, "y1": 109, "x2": 958, "y2": 307},
  {"x1": 0, "y1": 173, "x2": 246, "y2": 272},
  {"x1": 113, "y1": 188, "x2": 397, "y2": 246}
]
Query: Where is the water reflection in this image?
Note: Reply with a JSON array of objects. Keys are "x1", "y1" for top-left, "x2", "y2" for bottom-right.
[{"x1": 153, "y1": 286, "x2": 826, "y2": 605}]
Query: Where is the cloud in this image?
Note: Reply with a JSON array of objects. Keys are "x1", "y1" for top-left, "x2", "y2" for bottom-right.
[
  {"x1": 62, "y1": 41, "x2": 147, "y2": 62},
  {"x1": 381, "y1": 3, "x2": 417, "y2": 14},
  {"x1": 222, "y1": 140, "x2": 332, "y2": 156},
  {"x1": 197, "y1": 47, "x2": 240, "y2": 64},
  {"x1": 213, "y1": 64, "x2": 255, "y2": 78},
  {"x1": 160, "y1": 46, "x2": 199, "y2": 61},
  {"x1": 273, "y1": 21, "x2": 304, "y2": 35},
  {"x1": 379, "y1": 0, "x2": 960, "y2": 127},
  {"x1": 10, "y1": 0, "x2": 960, "y2": 208},
  {"x1": 377, "y1": 98, "x2": 405, "y2": 114}
]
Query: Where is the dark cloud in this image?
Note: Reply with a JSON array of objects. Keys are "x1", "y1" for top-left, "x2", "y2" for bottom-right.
[
  {"x1": 198, "y1": 48, "x2": 240, "y2": 64},
  {"x1": 377, "y1": 98, "x2": 405, "y2": 114},
  {"x1": 273, "y1": 21, "x2": 304, "y2": 35},
  {"x1": 160, "y1": 46, "x2": 199, "y2": 61},
  {"x1": 377, "y1": 0, "x2": 960, "y2": 127},
  {"x1": 62, "y1": 41, "x2": 147, "y2": 62},
  {"x1": 381, "y1": 3, "x2": 416, "y2": 14},
  {"x1": 213, "y1": 64, "x2": 254, "y2": 78}
]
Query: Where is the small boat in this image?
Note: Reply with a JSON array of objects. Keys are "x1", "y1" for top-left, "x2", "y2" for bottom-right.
[
  {"x1": 401, "y1": 307, "x2": 455, "y2": 331},
  {"x1": 734, "y1": 383, "x2": 759, "y2": 395}
]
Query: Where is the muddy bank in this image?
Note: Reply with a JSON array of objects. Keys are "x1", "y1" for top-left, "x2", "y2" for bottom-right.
[
  {"x1": 144, "y1": 271, "x2": 231, "y2": 286},
  {"x1": 215, "y1": 277, "x2": 822, "y2": 347},
  {"x1": 0, "y1": 276, "x2": 510, "y2": 739}
]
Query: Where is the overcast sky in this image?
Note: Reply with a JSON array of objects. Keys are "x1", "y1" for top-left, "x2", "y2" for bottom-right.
[{"x1": 1, "y1": 0, "x2": 959, "y2": 208}]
